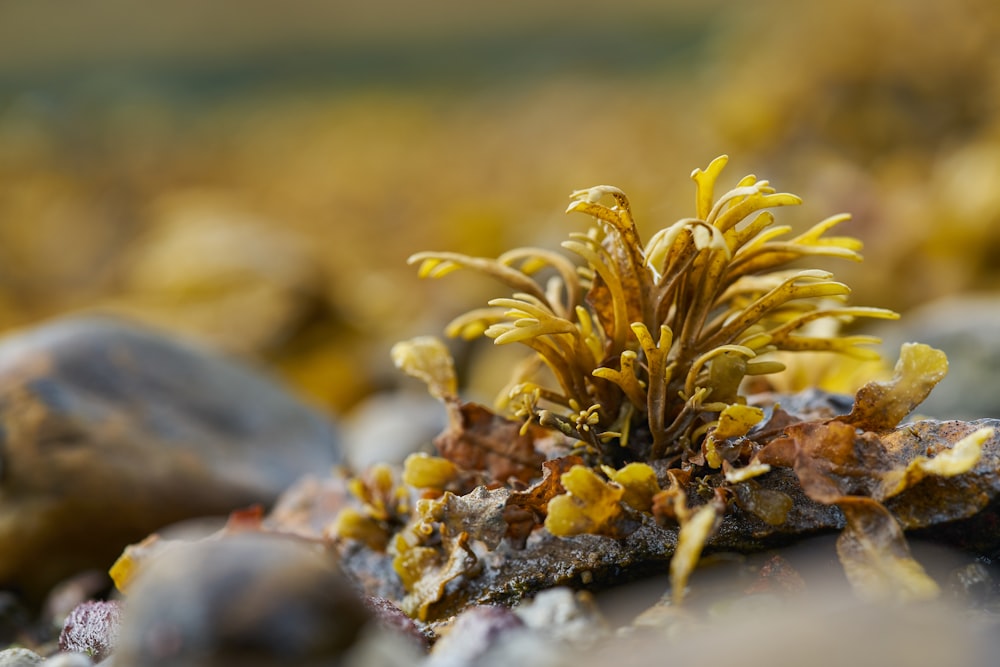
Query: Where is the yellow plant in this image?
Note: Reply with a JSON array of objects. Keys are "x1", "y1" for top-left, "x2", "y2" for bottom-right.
[
  {"x1": 410, "y1": 155, "x2": 898, "y2": 465},
  {"x1": 374, "y1": 157, "x2": 993, "y2": 613}
]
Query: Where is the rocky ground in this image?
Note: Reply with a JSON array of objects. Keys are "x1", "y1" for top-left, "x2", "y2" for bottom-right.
[{"x1": 2, "y1": 305, "x2": 1000, "y2": 666}]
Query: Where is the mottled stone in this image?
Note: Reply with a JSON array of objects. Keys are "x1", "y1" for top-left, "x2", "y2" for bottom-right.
[
  {"x1": 426, "y1": 605, "x2": 523, "y2": 667},
  {"x1": 0, "y1": 648, "x2": 42, "y2": 666},
  {"x1": 0, "y1": 316, "x2": 341, "y2": 602},
  {"x1": 58, "y1": 600, "x2": 122, "y2": 662},
  {"x1": 114, "y1": 532, "x2": 368, "y2": 667}
]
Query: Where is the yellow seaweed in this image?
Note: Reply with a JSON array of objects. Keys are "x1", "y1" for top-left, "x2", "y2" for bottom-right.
[
  {"x1": 545, "y1": 466, "x2": 626, "y2": 537},
  {"x1": 408, "y1": 156, "x2": 896, "y2": 461}
]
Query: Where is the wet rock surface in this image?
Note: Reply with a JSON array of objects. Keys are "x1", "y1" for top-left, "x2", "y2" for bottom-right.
[
  {"x1": 327, "y1": 417, "x2": 1000, "y2": 623},
  {"x1": 0, "y1": 316, "x2": 342, "y2": 602}
]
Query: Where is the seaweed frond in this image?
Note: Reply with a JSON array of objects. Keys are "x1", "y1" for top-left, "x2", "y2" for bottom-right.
[{"x1": 408, "y1": 155, "x2": 897, "y2": 466}]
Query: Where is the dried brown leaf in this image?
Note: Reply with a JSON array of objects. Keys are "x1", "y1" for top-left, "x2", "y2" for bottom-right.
[
  {"x1": 756, "y1": 419, "x2": 890, "y2": 501},
  {"x1": 755, "y1": 412, "x2": 993, "y2": 601},
  {"x1": 435, "y1": 402, "x2": 546, "y2": 486},
  {"x1": 503, "y1": 456, "x2": 582, "y2": 547},
  {"x1": 651, "y1": 469, "x2": 692, "y2": 526}
]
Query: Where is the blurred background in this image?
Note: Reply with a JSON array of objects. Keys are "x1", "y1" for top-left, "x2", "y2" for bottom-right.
[{"x1": 2, "y1": 0, "x2": 999, "y2": 416}]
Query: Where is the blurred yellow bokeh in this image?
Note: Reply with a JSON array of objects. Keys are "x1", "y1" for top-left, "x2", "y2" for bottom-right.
[{"x1": 1, "y1": 0, "x2": 998, "y2": 412}]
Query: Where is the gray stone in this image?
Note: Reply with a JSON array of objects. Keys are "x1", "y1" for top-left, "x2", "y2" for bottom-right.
[
  {"x1": 114, "y1": 532, "x2": 369, "y2": 667},
  {"x1": 0, "y1": 316, "x2": 341, "y2": 602},
  {"x1": 513, "y1": 588, "x2": 606, "y2": 644},
  {"x1": 342, "y1": 391, "x2": 444, "y2": 469},
  {"x1": 426, "y1": 605, "x2": 523, "y2": 667},
  {"x1": 0, "y1": 648, "x2": 43, "y2": 666}
]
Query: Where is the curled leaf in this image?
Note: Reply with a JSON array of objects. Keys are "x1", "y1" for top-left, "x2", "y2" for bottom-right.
[
  {"x1": 394, "y1": 531, "x2": 477, "y2": 621},
  {"x1": 841, "y1": 343, "x2": 948, "y2": 431},
  {"x1": 671, "y1": 502, "x2": 722, "y2": 605},
  {"x1": 704, "y1": 403, "x2": 765, "y2": 467},
  {"x1": 391, "y1": 336, "x2": 459, "y2": 401},
  {"x1": 390, "y1": 487, "x2": 498, "y2": 620}
]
